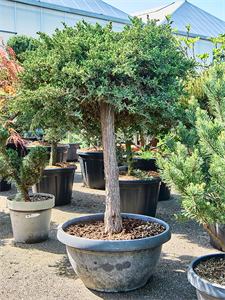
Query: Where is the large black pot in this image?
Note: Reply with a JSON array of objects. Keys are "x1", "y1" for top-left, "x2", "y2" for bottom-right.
[
  {"x1": 32, "y1": 165, "x2": 76, "y2": 206},
  {"x1": 133, "y1": 158, "x2": 157, "y2": 171},
  {"x1": 134, "y1": 157, "x2": 170, "y2": 201},
  {"x1": 77, "y1": 150, "x2": 105, "y2": 190},
  {"x1": 0, "y1": 179, "x2": 11, "y2": 191},
  {"x1": 119, "y1": 177, "x2": 161, "y2": 217},
  {"x1": 209, "y1": 224, "x2": 225, "y2": 251},
  {"x1": 67, "y1": 143, "x2": 80, "y2": 162},
  {"x1": 27, "y1": 144, "x2": 69, "y2": 163}
]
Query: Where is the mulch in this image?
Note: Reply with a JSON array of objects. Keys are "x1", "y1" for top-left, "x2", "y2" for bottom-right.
[{"x1": 65, "y1": 216, "x2": 166, "y2": 241}]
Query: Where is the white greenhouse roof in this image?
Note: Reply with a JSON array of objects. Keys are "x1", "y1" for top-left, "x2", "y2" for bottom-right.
[
  {"x1": 13, "y1": 0, "x2": 132, "y2": 24},
  {"x1": 39, "y1": 0, "x2": 129, "y2": 20},
  {"x1": 132, "y1": 0, "x2": 225, "y2": 38}
]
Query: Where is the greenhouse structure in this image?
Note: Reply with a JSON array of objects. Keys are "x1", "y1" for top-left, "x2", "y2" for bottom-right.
[
  {"x1": 132, "y1": 0, "x2": 225, "y2": 65},
  {"x1": 0, "y1": 0, "x2": 131, "y2": 42}
]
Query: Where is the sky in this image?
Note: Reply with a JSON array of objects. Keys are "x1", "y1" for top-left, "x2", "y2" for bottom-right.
[{"x1": 103, "y1": 0, "x2": 225, "y2": 22}]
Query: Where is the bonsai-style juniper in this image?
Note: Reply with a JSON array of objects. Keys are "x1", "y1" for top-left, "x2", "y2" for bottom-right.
[
  {"x1": 157, "y1": 61, "x2": 225, "y2": 251},
  {"x1": 13, "y1": 17, "x2": 194, "y2": 234},
  {"x1": 0, "y1": 127, "x2": 48, "y2": 201}
]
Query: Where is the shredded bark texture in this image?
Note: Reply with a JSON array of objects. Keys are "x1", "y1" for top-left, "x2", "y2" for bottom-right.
[
  {"x1": 29, "y1": 195, "x2": 53, "y2": 202},
  {"x1": 194, "y1": 257, "x2": 225, "y2": 286},
  {"x1": 78, "y1": 147, "x2": 103, "y2": 152},
  {"x1": 45, "y1": 162, "x2": 76, "y2": 169},
  {"x1": 119, "y1": 170, "x2": 160, "y2": 180},
  {"x1": 26, "y1": 141, "x2": 68, "y2": 147},
  {"x1": 65, "y1": 216, "x2": 166, "y2": 240}
]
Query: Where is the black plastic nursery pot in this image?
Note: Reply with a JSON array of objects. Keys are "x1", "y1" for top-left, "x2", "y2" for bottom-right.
[
  {"x1": 134, "y1": 157, "x2": 171, "y2": 201},
  {"x1": 209, "y1": 224, "x2": 225, "y2": 251},
  {"x1": 57, "y1": 213, "x2": 171, "y2": 292},
  {"x1": 32, "y1": 165, "x2": 76, "y2": 206},
  {"x1": 77, "y1": 150, "x2": 105, "y2": 190},
  {"x1": 158, "y1": 182, "x2": 171, "y2": 201},
  {"x1": 67, "y1": 143, "x2": 80, "y2": 162},
  {"x1": 0, "y1": 179, "x2": 11, "y2": 191},
  {"x1": 119, "y1": 177, "x2": 161, "y2": 217},
  {"x1": 188, "y1": 253, "x2": 225, "y2": 300},
  {"x1": 133, "y1": 158, "x2": 157, "y2": 171}
]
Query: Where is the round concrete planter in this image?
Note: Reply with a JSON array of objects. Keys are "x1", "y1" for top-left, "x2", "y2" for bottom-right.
[
  {"x1": 119, "y1": 177, "x2": 161, "y2": 217},
  {"x1": 188, "y1": 253, "x2": 225, "y2": 300},
  {"x1": 77, "y1": 150, "x2": 105, "y2": 189},
  {"x1": 32, "y1": 165, "x2": 76, "y2": 206},
  {"x1": 67, "y1": 143, "x2": 80, "y2": 161},
  {"x1": 7, "y1": 193, "x2": 55, "y2": 243},
  {"x1": 57, "y1": 213, "x2": 171, "y2": 292}
]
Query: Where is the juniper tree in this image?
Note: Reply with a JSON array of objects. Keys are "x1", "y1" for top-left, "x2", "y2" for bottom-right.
[
  {"x1": 0, "y1": 127, "x2": 48, "y2": 201},
  {"x1": 157, "y1": 61, "x2": 225, "y2": 251},
  {"x1": 11, "y1": 17, "x2": 194, "y2": 234}
]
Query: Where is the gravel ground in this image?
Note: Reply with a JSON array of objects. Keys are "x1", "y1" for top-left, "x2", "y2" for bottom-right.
[{"x1": 0, "y1": 162, "x2": 221, "y2": 300}]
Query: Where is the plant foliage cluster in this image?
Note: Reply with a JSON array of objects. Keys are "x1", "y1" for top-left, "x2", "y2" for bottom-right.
[
  {"x1": 157, "y1": 61, "x2": 225, "y2": 250},
  {"x1": 0, "y1": 127, "x2": 48, "y2": 201}
]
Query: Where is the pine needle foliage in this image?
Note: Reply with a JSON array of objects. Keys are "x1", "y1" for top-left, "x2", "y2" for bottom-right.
[
  {"x1": 0, "y1": 127, "x2": 48, "y2": 201},
  {"x1": 157, "y1": 61, "x2": 225, "y2": 250}
]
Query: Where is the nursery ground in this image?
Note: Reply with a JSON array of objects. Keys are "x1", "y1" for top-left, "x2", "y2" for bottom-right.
[{"x1": 0, "y1": 162, "x2": 221, "y2": 300}]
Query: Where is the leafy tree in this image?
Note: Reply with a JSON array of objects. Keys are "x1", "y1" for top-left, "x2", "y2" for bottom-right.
[
  {"x1": 157, "y1": 61, "x2": 225, "y2": 251},
  {"x1": 11, "y1": 18, "x2": 194, "y2": 234},
  {"x1": 0, "y1": 38, "x2": 24, "y2": 145}
]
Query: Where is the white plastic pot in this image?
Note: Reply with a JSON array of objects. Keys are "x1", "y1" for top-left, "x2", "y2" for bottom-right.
[{"x1": 7, "y1": 193, "x2": 55, "y2": 243}]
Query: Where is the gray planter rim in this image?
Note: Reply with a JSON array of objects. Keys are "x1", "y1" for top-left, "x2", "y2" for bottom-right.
[
  {"x1": 187, "y1": 253, "x2": 225, "y2": 299},
  {"x1": 57, "y1": 213, "x2": 171, "y2": 252},
  {"x1": 7, "y1": 192, "x2": 55, "y2": 211}
]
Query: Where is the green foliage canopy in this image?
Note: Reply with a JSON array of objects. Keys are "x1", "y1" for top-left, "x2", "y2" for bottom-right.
[{"x1": 16, "y1": 17, "x2": 195, "y2": 133}]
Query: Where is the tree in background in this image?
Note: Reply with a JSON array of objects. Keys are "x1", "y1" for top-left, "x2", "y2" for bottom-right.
[
  {"x1": 0, "y1": 38, "x2": 23, "y2": 143},
  {"x1": 6, "y1": 35, "x2": 40, "y2": 63}
]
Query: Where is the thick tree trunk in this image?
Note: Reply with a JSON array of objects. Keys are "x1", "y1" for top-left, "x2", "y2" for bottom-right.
[{"x1": 100, "y1": 101, "x2": 122, "y2": 235}]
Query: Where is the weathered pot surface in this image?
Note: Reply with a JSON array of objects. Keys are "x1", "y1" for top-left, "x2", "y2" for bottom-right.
[
  {"x1": 57, "y1": 213, "x2": 171, "y2": 292},
  {"x1": 7, "y1": 193, "x2": 55, "y2": 243}
]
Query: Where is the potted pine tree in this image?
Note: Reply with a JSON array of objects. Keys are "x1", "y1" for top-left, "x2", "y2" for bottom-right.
[
  {"x1": 14, "y1": 18, "x2": 194, "y2": 291},
  {"x1": 0, "y1": 127, "x2": 55, "y2": 243},
  {"x1": 157, "y1": 61, "x2": 225, "y2": 251},
  {"x1": 157, "y1": 61, "x2": 225, "y2": 299}
]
